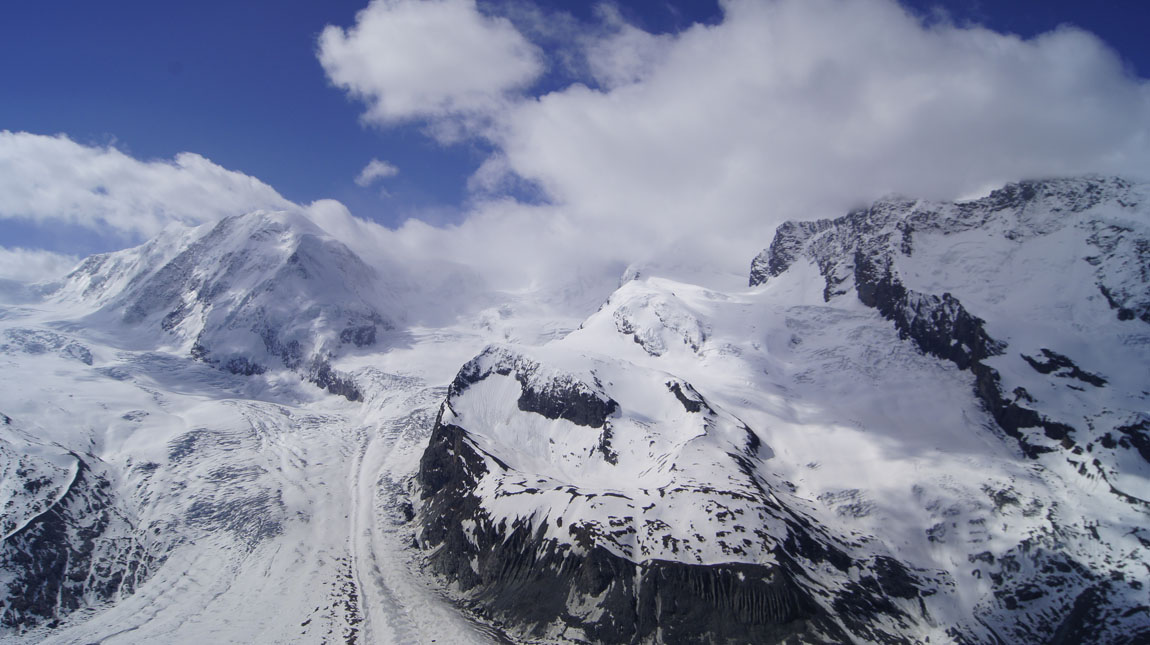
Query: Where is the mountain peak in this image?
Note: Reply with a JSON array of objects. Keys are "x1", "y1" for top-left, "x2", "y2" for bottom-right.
[{"x1": 54, "y1": 209, "x2": 395, "y2": 398}]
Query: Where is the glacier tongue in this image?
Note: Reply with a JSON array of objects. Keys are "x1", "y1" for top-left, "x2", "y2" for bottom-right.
[
  {"x1": 0, "y1": 210, "x2": 513, "y2": 644},
  {"x1": 0, "y1": 312, "x2": 512, "y2": 644}
]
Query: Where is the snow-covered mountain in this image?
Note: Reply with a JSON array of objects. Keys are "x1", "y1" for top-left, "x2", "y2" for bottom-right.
[
  {"x1": 415, "y1": 343, "x2": 927, "y2": 643},
  {"x1": 55, "y1": 210, "x2": 400, "y2": 399},
  {"x1": 0, "y1": 211, "x2": 496, "y2": 643},
  {"x1": 752, "y1": 176, "x2": 1149, "y2": 494},
  {"x1": 413, "y1": 176, "x2": 1150, "y2": 643},
  {"x1": 0, "y1": 177, "x2": 1147, "y2": 644}
]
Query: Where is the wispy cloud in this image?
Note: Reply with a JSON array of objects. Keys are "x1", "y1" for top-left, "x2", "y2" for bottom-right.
[
  {"x1": 0, "y1": 131, "x2": 292, "y2": 240},
  {"x1": 0, "y1": 247, "x2": 79, "y2": 283},
  {"x1": 355, "y1": 158, "x2": 399, "y2": 187}
]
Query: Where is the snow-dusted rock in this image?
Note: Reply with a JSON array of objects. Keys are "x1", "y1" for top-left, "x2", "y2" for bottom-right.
[
  {"x1": 0, "y1": 415, "x2": 156, "y2": 631},
  {"x1": 753, "y1": 176, "x2": 1150, "y2": 472},
  {"x1": 747, "y1": 176, "x2": 1150, "y2": 642},
  {"x1": 56, "y1": 210, "x2": 397, "y2": 399},
  {"x1": 415, "y1": 344, "x2": 935, "y2": 643}
]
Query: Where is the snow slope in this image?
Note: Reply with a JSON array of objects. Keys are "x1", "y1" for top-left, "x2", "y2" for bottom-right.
[{"x1": 53, "y1": 210, "x2": 403, "y2": 399}]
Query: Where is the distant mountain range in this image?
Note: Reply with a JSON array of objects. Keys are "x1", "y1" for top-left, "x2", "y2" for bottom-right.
[{"x1": 1, "y1": 176, "x2": 1147, "y2": 643}]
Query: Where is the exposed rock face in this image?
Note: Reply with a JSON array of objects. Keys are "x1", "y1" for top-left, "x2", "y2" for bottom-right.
[
  {"x1": 416, "y1": 345, "x2": 943, "y2": 643},
  {"x1": 752, "y1": 177, "x2": 1149, "y2": 467},
  {"x1": 0, "y1": 399, "x2": 305, "y2": 634},
  {"x1": 417, "y1": 424, "x2": 825, "y2": 644},
  {"x1": 753, "y1": 177, "x2": 1149, "y2": 320},
  {"x1": 309, "y1": 359, "x2": 364, "y2": 402},
  {"x1": 750, "y1": 176, "x2": 1150, "y2": 642},
  {"x1": 0, "y1": 441, "x2": 158, "y2": 631},
  {"x1": 749, "y1": 220, "x2": 835, "y2": 290}
]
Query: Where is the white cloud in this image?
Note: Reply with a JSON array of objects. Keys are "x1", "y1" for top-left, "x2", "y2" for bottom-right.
[
  {"x1": 8, "y1": 0, "x2": 1150, "y2": 308},
  {"x1": 0, "y1": 247, "x2": 79, "y2": 283},
  {"x1": 492, "y1": 0, "x2": 1150, "y2": 264},
  {"x1": 320, "y1": 0, "x2": 1150, "y2": 284},
  {"x1": 0, "y1": 131, "x2": 292, "y2": 240},
  {"x1": 582, "y1": 6, "x2": 674, "y2": 90},
  {"x1": 355, "y1": 158, "x2": 400, "y2": 187},
  {"x1": 317, "y1": 0, "x2": 543, "y2": 132}
]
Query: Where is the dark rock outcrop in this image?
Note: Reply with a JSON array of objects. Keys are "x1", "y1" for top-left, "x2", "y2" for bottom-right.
[
  {"x1": 309, "y1": 359, "x2": 363, "y2": 402},
  {"x1": 416, "y1": 347, "x2": 936, "y2": 643},
  {"x1": 450, "y1": 347, "x2": 619, "y2": 429},
  {"x1": 751, "y1": 177, "x2": 1148, "y2": 466},
  {"x1": 0, "y1": 455, "x2": 159, "y2": 631},
  {"x1": 1021, "y1": 349, "x2": 1107, "y2": 387},
  {"x1": 416, "y1": 411, "x2": 838, "y2": 644}
]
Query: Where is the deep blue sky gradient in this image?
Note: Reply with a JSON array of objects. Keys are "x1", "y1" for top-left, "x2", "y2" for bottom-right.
[{"x1": 1, "y1": 0, "x2": 1147, "y2": 236}]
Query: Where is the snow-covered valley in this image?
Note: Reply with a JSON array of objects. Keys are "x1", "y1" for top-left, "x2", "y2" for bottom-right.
[
  {"x1": 1, "y1": 177, "x2": 1148, "y2": 643},
  {"x1": 0, "y1": 307, "x2": 511, "y2": 644}
]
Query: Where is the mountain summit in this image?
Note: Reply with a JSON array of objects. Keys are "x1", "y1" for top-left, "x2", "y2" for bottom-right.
[{"x1": 55, "y1": 210, "x2": 398, "y2": 398}]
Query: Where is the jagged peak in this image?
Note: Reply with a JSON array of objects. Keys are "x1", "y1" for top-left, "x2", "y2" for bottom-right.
[
  {"x1": 970, "y1": 175, "x2": 1140, "y2": 209},
  {"x1": 752, "y1": 175, "x2": 1147, "y2": 288}
]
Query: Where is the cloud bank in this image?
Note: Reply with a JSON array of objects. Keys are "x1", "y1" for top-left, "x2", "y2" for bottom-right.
[
  {"x1": 319, "y1": 0, "x2": 1150, "y2": 284},
  {"x1": 7, "y1": 0, "x2": 1150, "y2": 294},
  {"x1": 0, "y1": 247, "x2": 80, "y2": 283},
  {"x1": 0, "y1": 131, "x2": 292, "y2": 240}
]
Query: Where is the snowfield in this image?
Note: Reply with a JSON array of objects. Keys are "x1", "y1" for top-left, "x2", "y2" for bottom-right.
[
  {"x1": 1, "y1": 176, "x2": 1148, "y2": 643},
  {"x1": 0, "y1": 311, "x2": 506, "y2": 644}
]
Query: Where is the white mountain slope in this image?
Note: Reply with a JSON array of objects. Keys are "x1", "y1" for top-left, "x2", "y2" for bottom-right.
[
  {"x1": 0, "y1": 176, "x2": 1147, "y2": 644},
  {"x1": 53, "y1": 210, "x2": 404, "y2": 399}
]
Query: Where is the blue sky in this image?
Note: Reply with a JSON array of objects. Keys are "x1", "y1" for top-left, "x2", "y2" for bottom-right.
[
  {"x1": 0, "y1": 0, "x2": 727, "y2": 230},
  {"x1": 1, "y1": 0, "x2": 1149, "y2": 284}
]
